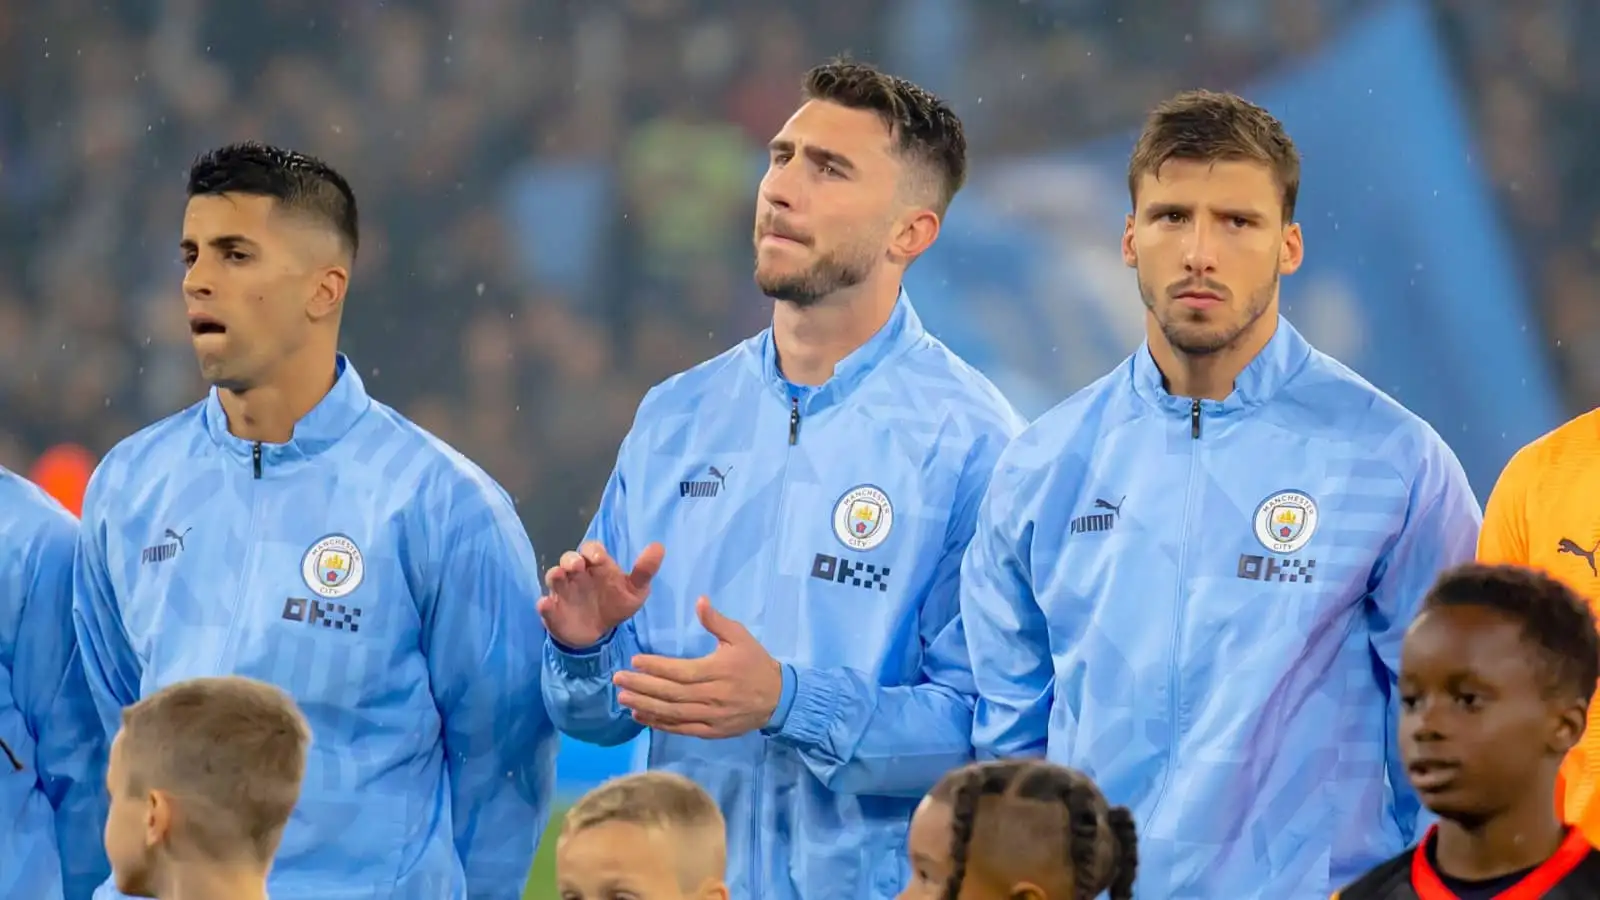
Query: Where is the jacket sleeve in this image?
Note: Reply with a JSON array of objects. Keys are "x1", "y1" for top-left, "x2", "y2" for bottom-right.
[
  {"x1": 1477, "y1": 442, "x2": 1534, "y2": 565},
  {"x1": 14, "y1": 505, "x2": 111, "y2": 899},
  {"x1": 540, "y1": 432, "x2": 646, "y2": 748},
  {"x1": 70, "y1": 463, "x2": 142, "y2": 743},
  {"x1": 762, "y1": 428, "x2": 1012, "y2": 797},
  {"x1": 422, "y1": 475, "x2": 558, "y2": 899},
  {"x1": 1366, "y1": 436, "x2": 1481, "y2": 840},
  {"x1": 959, "y1": 450, "x2": 1052, "y2": 761}
]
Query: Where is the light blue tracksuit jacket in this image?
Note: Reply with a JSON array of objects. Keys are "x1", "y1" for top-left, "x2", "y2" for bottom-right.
[
  {"x1": 1, "y1": 467, "x2": 109, "y2": 900},
  {"x1": 544, "y1": 296, "x2": 1025, "y2": 900},
  {"x1": 960, "y1": 318, "x2": 1481, "y2": 899},
  {"x1": 73, "y1": 356, "x2": 558, "y2": 899}
]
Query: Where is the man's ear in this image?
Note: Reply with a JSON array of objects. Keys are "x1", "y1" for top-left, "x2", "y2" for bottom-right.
[{"x1": 307, "y1": 265, "x2": 349, "y2": 322}]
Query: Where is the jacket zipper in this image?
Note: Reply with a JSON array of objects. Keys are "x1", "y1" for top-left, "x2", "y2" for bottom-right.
[
  {"x1": 752, "y1": 390, "x2": 802, "y2": 892},
  {"x1": 218, "y1": 445, "x2": 264, "y2": 670},
  {"x1": 1149, "y1": 398, "x2": 1203, "y2": 822}
]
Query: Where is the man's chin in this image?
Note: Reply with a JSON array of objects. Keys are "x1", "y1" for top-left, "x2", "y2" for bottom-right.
[
  {"x1": 754, "y1": 271, "x2": 822, "y2": 307},
  {"x1": 1162, "y1": 323, "x2": 1238, "y2": 356},
  {"x1": 198, "y1": 360, "x2": 252, "y2": 393}
]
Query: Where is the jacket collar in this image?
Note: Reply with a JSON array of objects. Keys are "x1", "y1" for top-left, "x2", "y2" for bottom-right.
[
  {"x1": 753, "y1": 290, "x2": 924, "y2": 410},
  {"x1": 202, "y1": 354, "x2": 371, "y2": 466},
  {"x1": 1131, "y1": 314, "x2": 1312, "y2": 416}
]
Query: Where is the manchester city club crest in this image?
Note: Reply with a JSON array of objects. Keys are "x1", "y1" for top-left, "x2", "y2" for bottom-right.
[
  {"x1": 300, "y1": 534, "x2": 366, "y2": 598},
  {"x1": 832, "y1": 484, "x2": 894, "y2": 552},
  {"x1": 1253, "y1": 490, "x2": 1319, "y2": 554}
]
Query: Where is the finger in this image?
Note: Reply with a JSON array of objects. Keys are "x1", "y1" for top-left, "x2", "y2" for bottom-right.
[
  {"x1": 629, "y1": 543, "x2": 667, "y2": 591},
  {"x1": 616, "y1": 691, "x2": 717, "y2": 724},
  {"x1": 546, "y1": 565, "x2": 594, "y2": 601},
  {"x1": 579, "y1": 541, "x2": 615, "y2": 567},
  {"x1": 545, "y1": 564, "x2": 584, "y2": 594},
  {"x1": 559, "y1": 550, "x2": 589, "y2": 574},
  {"x1": 613, "y1": 670, "x2": 699, "y2": 703},
  {"x1": 669, "y1": 721, "x2": 723, "y2": 739},
  {"x1": 695, "y1": 597, "x2": 749, "y2": 644},
  {"x1": 630, "y1": 653, "x2": 714, "y2": 684},
  {"x1": 635, "y1": 715, "x2": 722, "y2": 739}
]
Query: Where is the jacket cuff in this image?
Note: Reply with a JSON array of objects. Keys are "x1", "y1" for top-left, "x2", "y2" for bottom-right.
[
  {"x1": 545, "y1": 629, "x2": 621, "y2": 679},
  {"x1": 762, "y1": 663, "x2": 798, "y2": 732},
  {"x1": 767, "y1": 664, "x2": 847, "y2": 750}
]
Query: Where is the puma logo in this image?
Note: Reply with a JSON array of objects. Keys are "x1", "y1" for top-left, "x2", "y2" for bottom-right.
[
  {"x1": 680, "y1": 466, "x2": 731, "y2": 499},
  {"x1": 164, "y1": 527, "x2": 192, "y2": 552},
  {"x1": 1557, "y1": 537, "x2": 1600, "y2": 576},
  {"x1": 1071, "y1": 496, "x2": 1124, "y2": 535},
  {"x1": 141, "y1": 526, "x2": 191, "y2": 565}
]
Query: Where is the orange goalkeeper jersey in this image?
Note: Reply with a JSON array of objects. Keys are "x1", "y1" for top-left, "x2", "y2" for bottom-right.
[{"x1": 1480, "y1": 407, "x2": 1600, "y2": 844}]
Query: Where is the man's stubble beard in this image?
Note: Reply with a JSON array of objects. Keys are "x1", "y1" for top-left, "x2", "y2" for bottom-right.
[
  {"x1": 754, "y1": 237, "x2": 878, "y2": 308},
  {"x1": 1138, "y1": 266, "x2": 1279, "y2": 356}
]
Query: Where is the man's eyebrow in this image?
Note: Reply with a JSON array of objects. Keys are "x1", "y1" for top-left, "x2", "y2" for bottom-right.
[
  {"x1": 179, "y1": 235, "x2": 261, "y2": 252},
  {"x1": 767, "y1": 138, "x2": 858, "y2": 172}
]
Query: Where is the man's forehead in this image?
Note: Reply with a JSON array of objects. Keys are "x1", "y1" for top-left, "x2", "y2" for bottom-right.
[
  {"x1": 182, "y1": 193, "x2": 278, "y2": 231},
  {"x1": 776, "y1": 100, "x2": 893, "y2": 159},
  {"x1": 1136, "y1": 159, "x2": 1279, "y2": 205}
]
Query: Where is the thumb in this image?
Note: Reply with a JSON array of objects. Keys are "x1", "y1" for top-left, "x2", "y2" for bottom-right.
[
  {"x1": 696, "y1": 596, "x2": 747, "y2": 644},
  {"x1": 628, "y1": 542, "x2": 666, "y2": 593}
]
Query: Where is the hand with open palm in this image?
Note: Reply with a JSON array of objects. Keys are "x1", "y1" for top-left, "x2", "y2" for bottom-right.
[{"x1": 536, "y1": 540, "x2": 665, "y2": 648}]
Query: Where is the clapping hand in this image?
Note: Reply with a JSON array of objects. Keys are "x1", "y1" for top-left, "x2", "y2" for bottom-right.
[
  {"x1": 537, "y1": 541, "x2": 665, "y2": 648},
  {"x1": 613, "y1": 597, "x2": 784, "y2": 739}
]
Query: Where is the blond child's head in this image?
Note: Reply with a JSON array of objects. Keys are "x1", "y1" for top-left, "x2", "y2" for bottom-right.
[
  {"x1": 103, "y1": 675, "x2": 310, "y2": 898},
  {"x1": 556, "y1": 771, "x2": 728, "y2": 900}
]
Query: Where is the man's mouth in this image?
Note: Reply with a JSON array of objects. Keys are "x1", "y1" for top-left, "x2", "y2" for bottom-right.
[
  {"x1": 189, "y1": 313, "x2": 226, "y2": 336},
  {"x1": 1174, "y1": 291, "x2": 1224, "y2": 309}
]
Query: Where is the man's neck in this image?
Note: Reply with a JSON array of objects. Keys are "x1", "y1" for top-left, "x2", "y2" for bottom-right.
[
  {"x1": 771, "y1": 280, "x2": 900, "y2": 387},
  {"x1": 1433, "y1": 803, "x2": 1567, "y2": 882},
  {"x1": 1146, "y1": 310, "x2": 1277, "y2": 401},
  {"x1": 162, "y1": 863, "x2": 270, "y2": 900},
  {"x1": 218, "y1": 352, "x2": 339, "y2": 444}
]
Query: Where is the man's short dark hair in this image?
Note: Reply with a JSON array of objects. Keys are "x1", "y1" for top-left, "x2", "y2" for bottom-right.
[
  {"x1": 801, "y1": 60, "x2": 967, "y2": 215},
  {"x1": 1423, "y1": 563, "x2": 1600, "y2": 703},
  {"x1": 1128, "y1": 89, "x2": 1301, "y2": 220},
  {"x1": 187, "y1": 141, "x2": 360, "y2": 258}
]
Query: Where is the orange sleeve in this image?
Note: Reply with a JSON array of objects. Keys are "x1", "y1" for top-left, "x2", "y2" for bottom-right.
[{"x1": 1478, "y1": 444, "x2": 1535, "y2": 565}]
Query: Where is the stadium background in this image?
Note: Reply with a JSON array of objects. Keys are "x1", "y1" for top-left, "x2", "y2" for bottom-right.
[{"x1": 0, "y1": 0, "x2": 1592, "y2": 895}]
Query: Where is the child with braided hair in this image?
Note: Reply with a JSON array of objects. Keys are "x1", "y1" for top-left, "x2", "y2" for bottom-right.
[{"x1": 898, "y1": 760, "x2": 1138, "y2": 900}]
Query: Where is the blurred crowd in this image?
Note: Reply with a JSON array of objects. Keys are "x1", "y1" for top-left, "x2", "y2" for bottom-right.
[{"x1": 0, "y1": 0, "x2": 1593, "y2": 555}]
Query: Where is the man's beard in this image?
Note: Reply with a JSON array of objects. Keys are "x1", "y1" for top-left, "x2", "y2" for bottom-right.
[
  {"x1": 754, "y1": 243, "x2": 876, "y2": 307},
  {"x1": 1138, "y1": 267, "x2": 1278, "y2": 356}
]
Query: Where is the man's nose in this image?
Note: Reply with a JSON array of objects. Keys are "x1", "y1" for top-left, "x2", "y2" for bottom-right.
[
  {"x1": 761, "y1": 164, "x2": 799, "y2": 212},
  {"x1": 183, "y1": 265, "x2": 213, "y2": 300},
  {"x1": 1182, "y1": 224, "x2": 1218, "y2": 275}
]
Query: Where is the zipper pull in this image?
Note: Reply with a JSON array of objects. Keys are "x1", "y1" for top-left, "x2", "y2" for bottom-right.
[
  {"x1": 1190, "y1": 399, "x2": 1202, "y2": 439},
  {"x1": 789, "y1": 396, "x2": 800, "y2": 445},
  {"x1": 253, "y1": 442, "x2": 263, "y2": 479}
]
